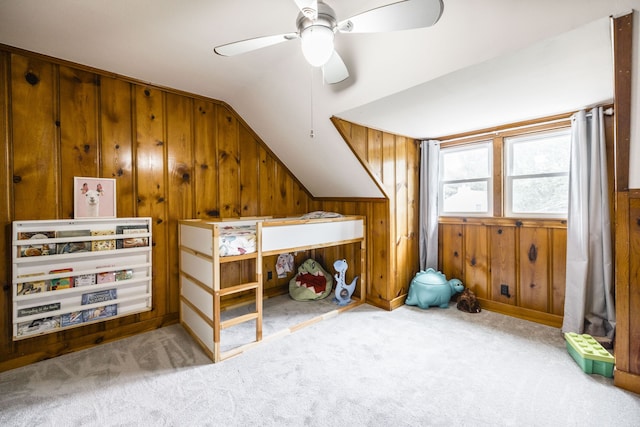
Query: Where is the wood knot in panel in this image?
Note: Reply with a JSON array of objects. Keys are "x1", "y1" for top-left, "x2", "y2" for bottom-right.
[{"x1": 24, "y1": 71, "x2": 39, "y2": 85}]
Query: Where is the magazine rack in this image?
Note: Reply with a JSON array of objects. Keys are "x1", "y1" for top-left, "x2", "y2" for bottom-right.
[{"x1": 11, "y1": 217, "x2": 152, "y2": 340}]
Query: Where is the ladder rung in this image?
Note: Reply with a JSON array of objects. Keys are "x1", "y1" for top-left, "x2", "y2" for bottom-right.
[
  {"x1": 220, "y1": 312, "x2": 258, "y2": 329},
  {"x1": 218, "y1": 281, "x2": 259, "y2": 296}
]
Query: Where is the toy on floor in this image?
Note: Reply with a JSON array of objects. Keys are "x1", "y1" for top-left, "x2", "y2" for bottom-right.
[
  {"x1": 333, "y1": 259, "x2": 358, "y2": 306},
  {"x1": 289, "y1": 258, "x2": 333, "y2": 301},
  {"x1": 405, "y1": 268, "x2": 464, "y2": 309},
  {"x1": 456, "y1": 288, "x2": 481, "y2": 313}
]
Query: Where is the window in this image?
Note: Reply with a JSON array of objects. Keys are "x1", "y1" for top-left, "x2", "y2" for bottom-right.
[
  {"x1": 505, "y1": 129, "x2": 571, "y2": 217},
  {"x1": 438, "y1": 121, "x2": 571, "y2": 219},
  {"x1": 439, "y1": 141, "x2": 492, "y2": 215}
]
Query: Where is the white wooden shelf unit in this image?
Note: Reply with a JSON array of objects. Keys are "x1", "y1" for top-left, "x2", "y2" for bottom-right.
[{"x1": 11, "y1": 217, "x2": 152, "y2": 340}]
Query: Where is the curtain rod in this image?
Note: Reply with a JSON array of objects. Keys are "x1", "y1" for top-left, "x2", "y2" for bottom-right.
[
  {"x1": 585, "y1": 107, "x2": 614, "y2": 117},
  {"x1": 435, "y1": 106, "x2": 614, "y2": 144}
]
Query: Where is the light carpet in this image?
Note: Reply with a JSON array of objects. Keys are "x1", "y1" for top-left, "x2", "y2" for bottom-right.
[{"x1": 1, "y1": 299, "x2": 639, "y2": 426}]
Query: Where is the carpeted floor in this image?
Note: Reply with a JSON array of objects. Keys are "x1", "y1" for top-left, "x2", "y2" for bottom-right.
[{"x1": 1, "y1": 299, "x2": 639, "y2": 426}]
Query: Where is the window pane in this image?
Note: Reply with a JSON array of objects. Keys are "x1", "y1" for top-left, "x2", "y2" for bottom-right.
[
  {"x1": 508, "y1": 131, "x2": 570, "y2": 176},
  {"x1": 441, "y1": 144, "x2": 490, "y2": 181},
  {"x1": 511, "y1": 176, "x2": 568, "y2": 214},
  {"x1": 442, "y1": 182, "x2": 488, "y2": 213}
]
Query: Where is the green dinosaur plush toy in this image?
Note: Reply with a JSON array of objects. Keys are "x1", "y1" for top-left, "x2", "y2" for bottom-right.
[{"x1": 289, "y1": 258, "x2": 333, "y2": 301}]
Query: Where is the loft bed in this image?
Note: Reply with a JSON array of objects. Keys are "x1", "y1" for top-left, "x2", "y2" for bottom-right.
[{"x1": 178, "y1": 213, "x2": 366, "y2": 362}]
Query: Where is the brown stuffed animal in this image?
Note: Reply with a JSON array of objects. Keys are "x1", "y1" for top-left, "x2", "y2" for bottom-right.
[{"x1": 457, "y1": 288, "x2": 481, "y2": 313}]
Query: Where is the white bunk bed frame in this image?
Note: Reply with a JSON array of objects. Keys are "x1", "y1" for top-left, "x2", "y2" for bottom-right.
[{"x1": 178, "y1": 215, "x2": 366, "y2": 362}]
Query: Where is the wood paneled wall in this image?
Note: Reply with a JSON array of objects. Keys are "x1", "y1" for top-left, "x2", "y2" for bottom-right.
[
  {"x1": 439, "y1": 218, "x2": 567, "y2": 327},
  {"x1": 612, "y1": 13, "x2": 640, "y2": 395},
  {"x1": 615, "y1": 190, "x2": 640, "y2": 392},
  {"x1": 330, "y1": 118, "x2": 420, "y2": 309},
  {"x1": 0, "y1": 46, "x2": 336, "y2": 371}
]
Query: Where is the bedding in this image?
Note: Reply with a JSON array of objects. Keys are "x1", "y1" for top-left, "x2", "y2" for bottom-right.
[{"x1": 219, "y1": 225, "x2": 256, "y2": 256}]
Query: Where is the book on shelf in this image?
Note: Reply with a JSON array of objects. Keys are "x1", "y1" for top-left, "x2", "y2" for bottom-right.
[
  {"x1": 115, "y1": 269, "x2": 133, "y2": 281},
  {"x1": 97, "y1": 271, "x2": 116, "y2": 284},
  {"x1": 49, "y1": 268, "x2": 73, "y2": 290},
  {"x1": 81, "y1": 288, "x2": 117, "y2": 305},
  {"x1": 82, "y1": 304, "x2": 117, "y2": 322},
  {"x1": 61, "y1": 311, "x2": 84, "y2": 327},
  {"x1": 56, "y1": 229, "x2": 91, "y2": 254},
  {"x1": 18, "y1": 231, "x2": 56, "y2": 257},
  {"x1": 74, "y1": 273, "x2": 96, "y2": 287},
  {"x1": 91, "y1": 230, "x2": 116, "y2": 251},
  {"x1": 81, "y1": 289, "x2": 118, "y2": 322},
  {"x1": 116, "y1": 225, "x2": 149, "y2": 249},
  {"x1": 17, "y1": 316, "x2": 61, "y2": 336},
  {"x1": 17, "y1": 302, "x2": 61, "y2": 318},
  {"x1": 17, "y1": 273, "x2": 48, "y2": 295}
]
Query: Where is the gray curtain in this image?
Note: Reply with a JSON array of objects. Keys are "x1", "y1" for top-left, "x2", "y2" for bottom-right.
[
  {"x1": 562, "y1": 107, "x2": 615, "y2": 339},
  {"x1": 419, "y1": 140, "x2": 440, "y2": 271}
]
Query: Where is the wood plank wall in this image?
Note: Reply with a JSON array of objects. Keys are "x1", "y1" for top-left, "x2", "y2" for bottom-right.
[
  {"x1": 611, "y1": 13, "x2": 640, "y2": 395},
  {"x1": 330, "y1": 118, "x2": 421, "y2": 309},
  {"x1": 0, "y1": 46, "x2": 376, "y2": 371}
]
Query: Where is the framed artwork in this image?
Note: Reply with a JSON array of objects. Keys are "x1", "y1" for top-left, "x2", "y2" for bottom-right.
[{"x1": 73, "y1": 177, "x2": 117, "y2": 219}]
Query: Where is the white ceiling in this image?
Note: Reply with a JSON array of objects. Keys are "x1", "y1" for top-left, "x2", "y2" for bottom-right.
[{"x1": 0, "y1": 0, "x2": 634, "y2": 197}]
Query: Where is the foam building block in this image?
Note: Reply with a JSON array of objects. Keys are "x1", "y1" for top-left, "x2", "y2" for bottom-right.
[{"x1": 564, "y1": 332, "x2": 615, "y2": 378}]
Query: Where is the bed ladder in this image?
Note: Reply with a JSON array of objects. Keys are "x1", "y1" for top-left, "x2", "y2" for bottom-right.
[{"x1": 211, "y1": 234, "x2": 263, "y2": 363}]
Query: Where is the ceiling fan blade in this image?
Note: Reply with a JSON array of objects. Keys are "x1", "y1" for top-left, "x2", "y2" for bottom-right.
[
  {"x1": 322, "y1": 51, "x2": 349, "y2": 84},
  {"x1": 214, "y1": 33, "x2": 298, "y2": 57},
  {"x1": 293, "y1": 0, "x2": 318, "y2": 19},
  {"x1": 338, "y1": 0, "x2": 444, "y2": 33}
]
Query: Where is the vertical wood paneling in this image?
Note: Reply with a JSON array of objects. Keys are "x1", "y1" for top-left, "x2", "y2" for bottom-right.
[
  {"x1": 367, "y1": 128, "x2": 382, "y2": 179},
  {"x1": 490, "y1": 225, "x2": 516, "y2": 304},
  {"x1": 59, "y1": 65, "x2": 99, "y2": 218},
  {"x1": 0, "y1": 52, "x2": 11, "y2": 353},
  {"x1": 369, "y1": 201, "x2": 390, "y2": 301},
  {"x1": 134, "y1": 86, "x2": 169, "y2": 315},
  {"x1": 519, "y1": 227, "x2": 549, "y2": 312},
  {"x1": 291, "y1": 182, "x2": 308, "y2": 214},
  {"x1": 464, "y1": 225, "x2": 489, "y2": 298},
  {"x1": 166, "y1": 92, "x2": 193, "y2": 313},
  {"x1": 100, "y1": 77, "x2": 134, "y2": 217},
  {"x1": 239, "y1": 126, "x2": 259, "y2": 216},
  {"x1": 406, "y1": 138, "x2": 420, "y2": 284},
  {"x1": 381, "y1": 132, "x2": 395, "y2": 193},
  {"x1": 275, "y1": 163, "x2": 291, "y2": 215},
  {"x1": 193, "y1": 100, "x2": 218, "y2": 218},
  {"x1": 259, "y1": 147, "x2": 275, "y2": 214},
  {"x1": 614, "y1": 192, "x2": 631, "y2": 373},
  {"x1": 216, "y1": 106, "x2": 240, "y2": 217},
  {"x1": 551, "y1": 228, "x2": 567, "y2": 316},
  {"x1": 10, "y1": 54, "x2": 58, "y2": 220},
  {"x1": 349, "y1": 121, "x2": 367, "y2": 160},
  {"x1": 440, "y1": 224, "x2": 463, "y2": 280},
  {"x1": 395, "y1": 136, "x2": 409, "y2": 296},
  {"x1": 628, "y1": 197, "x2": 640, "y2": 373}
]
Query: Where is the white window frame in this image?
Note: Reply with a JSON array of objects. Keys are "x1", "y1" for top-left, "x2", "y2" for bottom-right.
[
  {"x1": 504, "y1": 128, "x2": 571, "y2": 218},
  {"x1": 438, "y1": 141, "x2": 493, "y2": 217}
]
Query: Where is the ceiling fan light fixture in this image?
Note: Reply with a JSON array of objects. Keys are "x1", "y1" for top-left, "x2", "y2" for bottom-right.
[{"x1": 300, "y1": 25, "x2": 335, "y2": 67}]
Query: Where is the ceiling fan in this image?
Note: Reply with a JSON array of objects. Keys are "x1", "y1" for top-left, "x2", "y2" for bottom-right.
[{"x1": 213, "y1": 0, "x2": 444, "y2": 84}]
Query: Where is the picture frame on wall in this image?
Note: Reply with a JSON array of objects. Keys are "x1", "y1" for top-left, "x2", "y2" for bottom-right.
[{"x1": 73, "y1": 177, "x2": 117, "y2": 219}]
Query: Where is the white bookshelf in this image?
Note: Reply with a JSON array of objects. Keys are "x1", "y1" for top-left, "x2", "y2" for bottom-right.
[{"x1": 11, "y1": 217, "x2": 152, "y2": 340}]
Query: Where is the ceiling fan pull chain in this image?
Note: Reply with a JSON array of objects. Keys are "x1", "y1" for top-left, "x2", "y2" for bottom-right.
[{"x1": 310, "y1": 67, "x2": 315, "y2": 139}]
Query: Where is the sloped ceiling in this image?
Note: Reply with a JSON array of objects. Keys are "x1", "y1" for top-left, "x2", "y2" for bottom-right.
[{"x1": 0, "y1": 0, "x2": 632, "y2": 197}]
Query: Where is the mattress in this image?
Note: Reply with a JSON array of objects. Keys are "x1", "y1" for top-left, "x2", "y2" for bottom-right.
[{"x1": 219, "y1": 225, "x2": 256, "y2": 256}]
